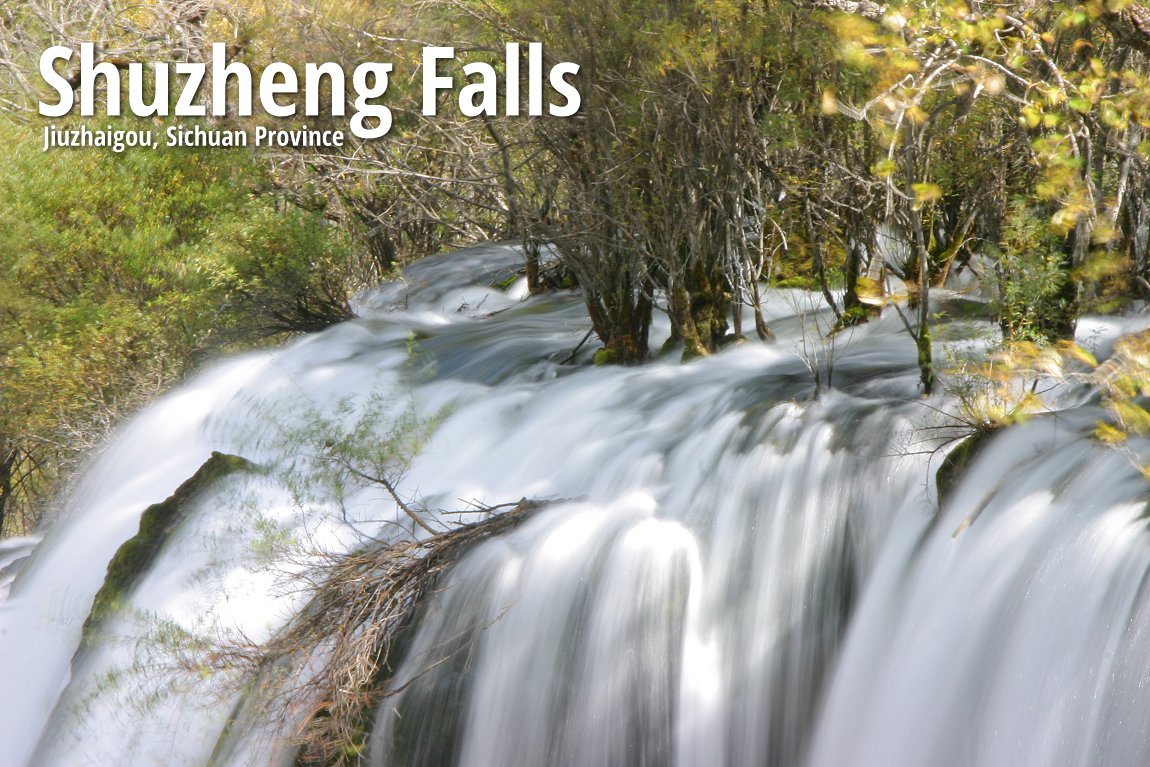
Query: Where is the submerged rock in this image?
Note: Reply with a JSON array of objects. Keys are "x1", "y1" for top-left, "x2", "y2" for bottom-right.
[
  {"x1": 81, "y1": 452, "x2": 256, "y2": 645},
  {"x1": 935, "y1": 427, "x2": 998, "y2": 506}
]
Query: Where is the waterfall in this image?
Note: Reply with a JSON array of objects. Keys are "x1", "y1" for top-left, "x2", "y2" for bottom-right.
[
  {"x1": 1, "y1": 244, "x2": 1147, "y2": 766},
  {"x1": 808, "y1": 406, "x2": 1150, "y2": 767}
]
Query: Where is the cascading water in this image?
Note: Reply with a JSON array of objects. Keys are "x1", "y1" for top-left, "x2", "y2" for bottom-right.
[
  {"x1": 808, "y1": 405, "x2": 1150, "y2": 767},
  {"x1": 1, "y1": 244, "x2": 1148, "y2": 767}
]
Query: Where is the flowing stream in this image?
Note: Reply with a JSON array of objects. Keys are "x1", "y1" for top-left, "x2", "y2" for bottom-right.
[{"x1": 2, "y1": 244, "x2": 1149, "y2": 766}]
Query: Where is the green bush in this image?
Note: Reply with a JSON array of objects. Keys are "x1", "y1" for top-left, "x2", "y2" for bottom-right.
[
  {"x1": 990, "y1": 201, "x2": 1073, "y2": 345},
  {"x1": 0, "y1": 118, "x2": 355, "y2": 535}
]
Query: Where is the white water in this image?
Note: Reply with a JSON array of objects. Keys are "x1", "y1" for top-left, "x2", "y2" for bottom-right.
[{"x1": 1, "y1": 244, "x2": 1148, "y2": 766}]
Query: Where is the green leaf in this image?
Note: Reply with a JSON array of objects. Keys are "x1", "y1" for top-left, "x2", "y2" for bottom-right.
[{"x1": 1068, "y1": 98, "x2": 1092, "y2": 114}]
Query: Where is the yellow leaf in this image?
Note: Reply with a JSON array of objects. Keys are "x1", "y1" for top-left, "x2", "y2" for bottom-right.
[
  {"x1": 906, "y1": 105, "x2": 929, "y2": 124},
  {"x1": 911, "y1": 182, "x2": 943, "y2": 209},
  {"x1": 1055, "y1": 340, "x2": 1098, "y2": 368},
  {"x1": 1094, "y1": 421, "x2": 1127, "y2": 444},
  {"x1": 1112, "y1": 399, "x2": 1150, "y2": 436},
  {"x1": 854, "y1": 275, "x2": 885, "y2": 305},
  {"x1": 821, "y1": 89, "x2": 839, "y2": 116},
  {"x1": 871, "y1": 158, "x2": 898, "y2": 178}
]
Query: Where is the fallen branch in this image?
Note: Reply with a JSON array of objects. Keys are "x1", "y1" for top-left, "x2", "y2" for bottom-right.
[{"x1": 211, "y1": 497, "x2": 551, "y2": 766}]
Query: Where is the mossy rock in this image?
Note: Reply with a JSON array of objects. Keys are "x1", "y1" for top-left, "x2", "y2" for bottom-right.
[
  {"x1": 81, "y1": 451, "x2": 256, "y2": 644},
  {"x1": 489, "y1": 271, "x2": 521, "y2": 291},
  {"x1": 593, "y1": 347, "x2": 618, "y2": 366},
  {"x1": 936, "y1": 428, "x2": 997, "y2": 505}
]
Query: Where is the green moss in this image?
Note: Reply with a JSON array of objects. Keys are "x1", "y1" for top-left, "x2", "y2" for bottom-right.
[
  {"x1": 593, "y1": 348, "x2": 618, "y2": 366},
  {"x1": 489, "y1": 271, "x2": 521, "y2": 291},
  {"x1": 680, "y1": 343, "x2": 707, "y2": 362},
  {"x1": 82, "y1": 452, "x2": 255, "y2": 643},
  {"x1": 835, "y1": 304, "x2": 869, "y2": 331},
  {"x1": 936, "y1": 428, "x2": 996, "y2": 505}
]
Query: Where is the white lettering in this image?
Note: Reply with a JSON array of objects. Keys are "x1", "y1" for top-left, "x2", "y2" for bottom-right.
[
  {"x1": 175, "y1": 62, "x2": 207, "y2": 116},
  {"x1": 260, "y1": 62, "x2": 297, "y2": 117},
  {"x1": 549, "y1": 62, "x2": 581, "y2": 117},
  {"x1": 127, "y1": 62, "x2": 168, "y2": 116},
  {"x1": 351, "y1": 63, "x2": 392, "y2": 139},
  {"x1": 459, "y1": 62, "x2": 498, "y2": 117},
  {"x1": 305, "y1": 62, "x2": 345, "y2": 116},
  {"x1": 422, "y1": 47, "x2": 455, "y2": 116},
  {"x1": 79, "y1": 43, "x2": 120, "y2": 116},
  {"x1": 38, "y1": 46, "x2": 74, "y2": 117},
  {"x1": 212, "y1": 43, "x2": 251, "y2": 116}
]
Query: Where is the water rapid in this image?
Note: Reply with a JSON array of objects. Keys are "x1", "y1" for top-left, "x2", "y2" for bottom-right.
[{"x1": 2, "y1": 245, "x2": 1148, "y2": 767}]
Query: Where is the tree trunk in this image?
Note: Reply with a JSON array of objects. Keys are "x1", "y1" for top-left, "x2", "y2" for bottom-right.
[
  {"x1": 0, "y1": 439, "x2": 14, "y2": 536},
  {"x1": 585, "y1": 280, "x2": 652, "y2": 365},
  {"x1": 524, "y1": 240, "x2": 542, "y2": 294},
  {"x1": 669, "y1": 287, "x2": 707, "y2": 360},
  {"x1": 666, "y1": 263, "x2": 733, "y2": 361}
]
